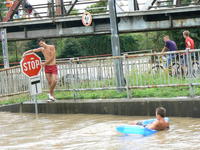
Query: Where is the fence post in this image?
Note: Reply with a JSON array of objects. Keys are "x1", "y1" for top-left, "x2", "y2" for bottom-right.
[
  {"x1": 108, "y1": 0, "x2": 126, "y2": 91},
  {"x1": 186, "y1": 48, "x2": 195, "y2": 97},
  {"x1": 124, "y1": 54, "x2": 131, "y2": 99}
]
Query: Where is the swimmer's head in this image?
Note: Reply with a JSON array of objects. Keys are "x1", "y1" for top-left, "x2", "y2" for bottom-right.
[
  {"x1": 183, "y1": 30, "x2": 190, "y2": 38},
  {"x1": 38, "y1": 38, "x2": 46, "y2": 47},
  {"x1": 156, "y1": 107, "x2": 166, "y2": 118},
  {"x1": 163, "y1": 35, "x2": 170, "y2": 42}
]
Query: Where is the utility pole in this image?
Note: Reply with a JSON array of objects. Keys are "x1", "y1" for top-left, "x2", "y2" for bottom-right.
[
  {"x1": 0, "y1": 28, "x2": 9, "y2": 68},
  {"x1": 108, "y1": 0, "x2": 126, "y2": 90}
]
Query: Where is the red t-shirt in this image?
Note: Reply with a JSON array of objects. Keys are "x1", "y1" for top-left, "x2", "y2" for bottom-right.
[{"x1": 185, "y1": 37, "x2": 195, "y2": 49}]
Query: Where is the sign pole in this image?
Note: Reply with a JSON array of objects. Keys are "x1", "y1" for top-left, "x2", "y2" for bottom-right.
[
  {"x1": 29, "y1": 76, "x2": 42, "y2": 115},
  {"x1": 33, "y1": 94, "x2": 38, "y2": 115}
]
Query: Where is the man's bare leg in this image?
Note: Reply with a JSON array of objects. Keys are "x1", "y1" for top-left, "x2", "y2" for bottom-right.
[
  {"x1": 49, "y1": 74, "x2": 58, "y2": 98},
  {"x1": 45, "y1": 73, "x2": 52, "y2": 88}
]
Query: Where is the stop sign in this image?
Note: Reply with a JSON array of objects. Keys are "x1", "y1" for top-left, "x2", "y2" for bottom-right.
[{"x1": 20, "y1": 53, "x2": 42, "y2": 78}]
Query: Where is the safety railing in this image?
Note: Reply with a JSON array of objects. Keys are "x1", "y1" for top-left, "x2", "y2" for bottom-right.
[
  {"x1": 1, "y1": 0, "x2": 199, "y2": 22},
  {"x1": 1, "y1": 49, "x2": 200, "y2": 97}
]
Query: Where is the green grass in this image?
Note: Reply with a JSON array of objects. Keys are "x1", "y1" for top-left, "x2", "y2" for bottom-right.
[{"x1": 1, "y1": 86, "x2": 199, "y2": 106}]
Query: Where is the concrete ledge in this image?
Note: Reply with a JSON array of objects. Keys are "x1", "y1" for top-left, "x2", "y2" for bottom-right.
[{"x1": 0, "y1": 97, "x2": 200, "y2": 117}]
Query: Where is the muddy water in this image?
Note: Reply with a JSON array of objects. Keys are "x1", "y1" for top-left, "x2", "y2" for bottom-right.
[{"x1": 0, "y1": 112, "x2": 200, "y2": 150}]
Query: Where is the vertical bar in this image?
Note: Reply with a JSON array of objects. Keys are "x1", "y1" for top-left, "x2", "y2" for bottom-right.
[
  {"x1": 124, "y1": 55, "x2": 130, "y2": 98},
  {"x1": 128, "y1": 0, "x2": 135, "y2": 11},
  {"x1": 108, "y1": 0, "x2": 126, "y2": 90},
  {"x1": 0, "y1": 28, "x2": 10, "y2": 68},
  {"x1": 186, "y1": 48, "x2": 195, "y2": 97},
  {"x1": 55, "y1": 0, "x2": 62, "y2": 16},
  {"x1": 51, "y1": 0, "x2": 55, "y2": 18}
]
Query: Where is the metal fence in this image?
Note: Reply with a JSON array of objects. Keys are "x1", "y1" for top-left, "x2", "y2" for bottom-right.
[{"x1": 1, "y1": 49, "x2": 200, "y2": 97}]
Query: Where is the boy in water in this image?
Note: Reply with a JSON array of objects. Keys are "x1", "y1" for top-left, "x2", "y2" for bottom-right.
[{"x1": 132, "y1": 107, "x2": 169, "y2": 131}]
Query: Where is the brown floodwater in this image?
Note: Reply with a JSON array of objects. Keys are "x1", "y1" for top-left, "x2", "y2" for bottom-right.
[{"x1": 0, "y1": 112, "x2": 200, "y2": 150}]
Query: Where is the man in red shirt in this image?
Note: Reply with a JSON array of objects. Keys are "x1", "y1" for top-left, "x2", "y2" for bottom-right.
[
  {"x1": 183, "y1": 30, "x2": 195, "y2": 49},
  {"x1": 181, "y1": 31, "x2": 195, "y2": 69}
]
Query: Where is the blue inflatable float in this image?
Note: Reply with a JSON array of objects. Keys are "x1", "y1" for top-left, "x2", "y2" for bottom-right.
[{"x1": 116, "y1": 118, "x2": 169, "y2": 136}]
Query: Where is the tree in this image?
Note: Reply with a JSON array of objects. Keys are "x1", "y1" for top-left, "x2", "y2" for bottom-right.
[
  {"x1": 0, "y1": 0, "x2": 6, "y2": 21},
  {"x1": 59, "y1": 38, "x2": 81, "y2": 58},
  {"x1": 87, "y1": 1, "x2": 107, "y2": 14}
]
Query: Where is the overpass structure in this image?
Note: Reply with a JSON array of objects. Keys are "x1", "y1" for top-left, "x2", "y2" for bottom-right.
[
  {"x1": 0, "y1": 5, "x2": 200, "y2": 41},
  {"x1": 0, "y1": 0, "x2": 200, "y2": 40}
]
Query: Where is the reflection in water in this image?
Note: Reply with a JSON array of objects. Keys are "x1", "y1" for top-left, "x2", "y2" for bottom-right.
[{"x1": 0, "y1": 112, "x2": 200, "y2": 150}]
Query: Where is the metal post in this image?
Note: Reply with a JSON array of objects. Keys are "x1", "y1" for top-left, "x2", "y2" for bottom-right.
[
  {"x1": 128, "y1": 0, "x2": 139, "y2": 11},
  {"x1": 33, "y1": 94, "x2": 38, "y2": 115},
  {"x1": 0, "y1": 28, "x2": 10, "y2": 68},
  {"x1": 174, "y1": 0, "x2": 181, "y2": 6},
  {"x1": 108, "y1": 0, "x2": 126, "y2": 90},
  {"x1": 186, "y1": 48, "x2": 195, "y2": 97},
  {"x1": 128, "y1": 0, "x2": 135, "y2": 11},
  {"x1": 51, "y1": 0, "x2": 55, "y2": 19}
]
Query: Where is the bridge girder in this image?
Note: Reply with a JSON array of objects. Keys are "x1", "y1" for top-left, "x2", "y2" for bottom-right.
[{"x1": 0, "y1": 6, "x2": 200, "y2": 41}]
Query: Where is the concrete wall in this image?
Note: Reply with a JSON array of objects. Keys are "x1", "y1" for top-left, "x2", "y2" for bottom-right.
[{"x1": 0, "y1": 98, "x2": 200, "y2": 117}]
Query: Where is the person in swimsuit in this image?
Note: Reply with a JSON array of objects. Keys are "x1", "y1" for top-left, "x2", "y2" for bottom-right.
[
  {"x1": 23, "y1": 38, "x2": 58, "y2": 101},
  {"x1": 132, "y1": 107, "x2": 169, "y2": 130}
]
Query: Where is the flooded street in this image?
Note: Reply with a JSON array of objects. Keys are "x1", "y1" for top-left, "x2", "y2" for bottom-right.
[{"x1": 0, "y1": 112, "x2": 200, "y2": 150}]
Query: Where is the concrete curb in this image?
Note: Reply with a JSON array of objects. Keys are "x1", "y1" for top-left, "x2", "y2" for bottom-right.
[{"x1": 0, "y1": 97, "x2": 200, "y2": 117}]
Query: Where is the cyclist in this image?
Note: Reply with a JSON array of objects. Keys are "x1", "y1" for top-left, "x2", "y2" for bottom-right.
[{"x1": 161, "y1": 35, "x2": 177, "y2": 68}]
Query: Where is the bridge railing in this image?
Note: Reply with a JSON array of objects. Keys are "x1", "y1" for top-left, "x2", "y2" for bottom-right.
[
  {"x1": 1, "y1": 0, "x2": 200, "y2": 22},
  {"x1": 1, "y1": 49, "x2": 200, "y2": 97}
]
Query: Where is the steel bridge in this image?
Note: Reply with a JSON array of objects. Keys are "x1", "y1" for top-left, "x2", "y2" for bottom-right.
[{"x1": 0, "y1": 0, "x2": 200, "y2": 40}]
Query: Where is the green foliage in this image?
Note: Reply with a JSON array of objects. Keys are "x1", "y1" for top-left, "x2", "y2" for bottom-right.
[
  {"x1": 55, "y1": 34, "x2": 138, "y2": 58},
  {"x1": 0, "y1": 0, "x2": 6, "y2": 21},
  {"x1": 59, "y1": 38, "x2": 81, "y2": 58},
  {"x1": 87, "y1": 1, "x2": 107, "y2": 14}
]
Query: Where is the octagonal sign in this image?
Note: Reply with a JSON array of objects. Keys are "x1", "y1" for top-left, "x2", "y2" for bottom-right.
[{"x1": 20, "y1": 53, "x2": 42, "y2": 78}]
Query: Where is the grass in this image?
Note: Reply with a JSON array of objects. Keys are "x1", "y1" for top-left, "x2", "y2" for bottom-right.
[{"x1": 1, "y1": 86, "x2": 199, "y2": 106}]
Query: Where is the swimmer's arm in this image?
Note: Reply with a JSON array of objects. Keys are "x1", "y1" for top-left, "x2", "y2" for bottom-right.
[
  {"x1": 23, "y1": 47, "x2": 43, "y2": 56},
  {"x1": 146, "y1": 121, "x2": 159, "y2": 130}
]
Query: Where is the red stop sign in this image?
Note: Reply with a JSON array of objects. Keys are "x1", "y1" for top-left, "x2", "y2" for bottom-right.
[{"x1": 20, "y1": 53, "x2": 42, "y2": 78}]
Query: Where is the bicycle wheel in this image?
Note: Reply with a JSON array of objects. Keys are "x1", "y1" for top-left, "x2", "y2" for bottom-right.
[
  {"x1": 169, "y1": 62, "x2": 181, "y2": 77},
  {"x1": 151, "y1": 65, "x2": 164, "y2": 75},
  {"x1": 192, "y1": 61, "x2": 200, "y2": 78}
]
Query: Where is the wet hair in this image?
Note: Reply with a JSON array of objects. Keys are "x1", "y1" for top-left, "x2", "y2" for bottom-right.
[
  {"x1": 156, "y1": 107, "x2": 166, "y2": 118},
  {"x1": 37, "y1": 38, "x2": 45, "y2": 44},
  {"x1": 183, "y1": 30, "x2": 190, "y2": 37}
]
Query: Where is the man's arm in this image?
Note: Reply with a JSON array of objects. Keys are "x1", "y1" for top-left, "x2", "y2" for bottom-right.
[
  {"x1": 23, "y1": 47, "x2": 43, "y2": 56},
  {"x1": 146, "y1": 121, "x2": 159, "y2": 130},
  {"x1": 161, "y1": 47, "x2": 168, "y2": 53}
]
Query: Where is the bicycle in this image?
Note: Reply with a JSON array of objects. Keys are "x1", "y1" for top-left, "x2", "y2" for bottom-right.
[
  {"x1": 151, "y1": 55, "x2": 181, "y2": 77},
  {"x1": 179, "y1": 53, "x2": 200, "y2": 78}
]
